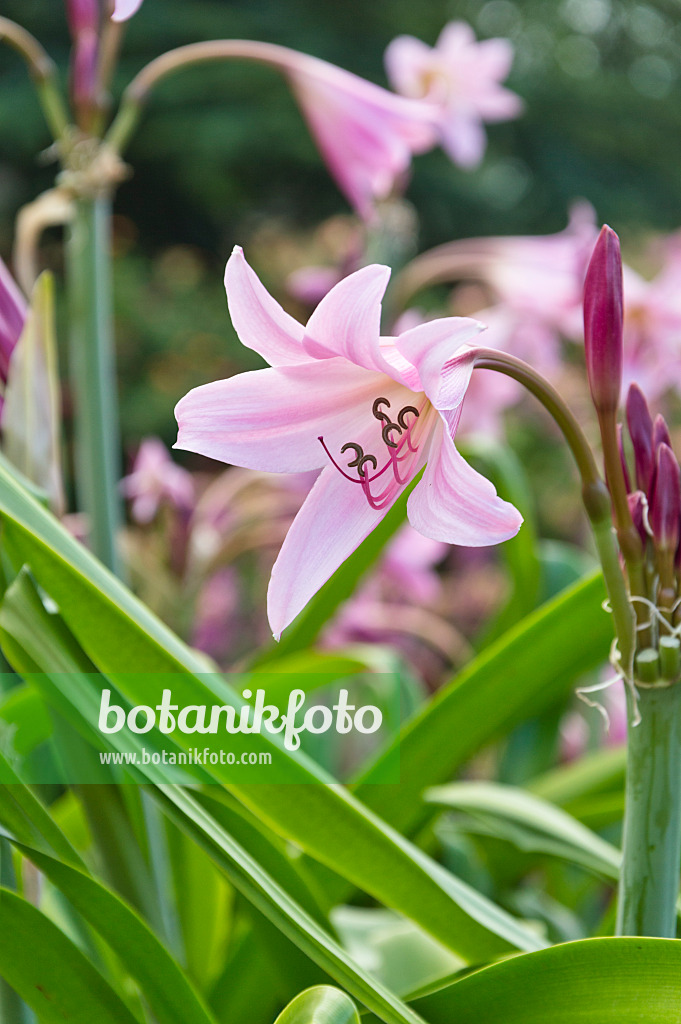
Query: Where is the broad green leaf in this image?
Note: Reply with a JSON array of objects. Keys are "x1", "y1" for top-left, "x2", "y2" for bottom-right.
[
  {"x1": 273, "y1": 986, "x2": 360, "y2": 1024},
  {"x1": 0, "y1": 469, "x2": 543, "y2": 963},
  {"x1": 0, "y1": 887, "x2": 139, "y2": 1024},
  {"x1": 355, "y1": 570, "x2": 611, "y2": 834},
  {"x1": 0, "y1": 683, "x2": 52, "y2": 755},
  {"x1": 2, "y1": 272, "x2": 63, "y2": 514},
  {"x1": 375, "y1": 938, "x2": 681, "y2": 1023},
  {"x1": 425, "y1": 782, "x2": 620, "y2": 878},
  {"x1": 155, "y1": 785, "x2": 428, "y2": 1024},
  {"x1": 8, "y1": 841, "x2": 221, "y2": 1024},
  {"x1": 0, "y1": 749, "x2": 83, "y2": 867},
  {"x1": 227, "y1": 783, "x2": 544, "y2": 961}
]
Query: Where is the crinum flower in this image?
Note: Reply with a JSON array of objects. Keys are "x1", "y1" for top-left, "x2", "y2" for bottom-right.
[{"x1": 175, "y1": 248, "x2": 522, "y2": 637}]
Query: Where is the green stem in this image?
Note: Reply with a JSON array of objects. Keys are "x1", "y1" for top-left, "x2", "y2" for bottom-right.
[
  {"x1": 476, "y1": 352, "x2": 636, "y2": 677},
  {"x1": 0, "y1": 17, "x2": 69, "y2": 141},
  {"x1": 617, "y1": 681, "x2": 681, "y2": 937},
  {"x1": 66, "y1": 195, "x2": 123, "y2": 574}
]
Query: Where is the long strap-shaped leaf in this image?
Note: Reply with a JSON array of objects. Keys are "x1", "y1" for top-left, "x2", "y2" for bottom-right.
[
  {"x1": 354, "y1": 570, "x2": 611, "y2": 834},
  {"x1": 0, "y1": 888, "x2": 140, "y2": 1024},
  {"x1": 366, "y1": 938, "x2": 681, "y2": 1023},
  {"x1": 5, "y1": 841, "x2": 222, "y2": 1024},
  {"x1": 0, "y1": 461, "x2": 543, "y2": 962}
]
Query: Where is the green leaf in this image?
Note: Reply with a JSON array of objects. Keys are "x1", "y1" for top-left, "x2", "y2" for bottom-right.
[
  {"x1": 0, "y1": 466, "x2": 543, "y2": 963},
  {"x1": 0, "y1": 683, "x2": 52, "y2": 755},
  {"x1": 0, "y1": 887, "x2": 140, "y2": 1024},
  {"x1": 8, "y1": 841, "x2": 221, "y2": 1024},
  {"x1": 382, "y1": 938, "x2": 681, "y2": 1023},
  {"x1": 273, "y1": 986, "x2": 360, "y2": 1024},
  {"x1": 354, "y1": 570, "x2": 611, "y2": 835},
  {"x1": 425, "y1": 782, "x2": 620, "y2": 878}
]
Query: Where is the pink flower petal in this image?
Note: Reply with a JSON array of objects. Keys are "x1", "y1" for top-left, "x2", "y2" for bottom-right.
[
  {"x1": 302, "y1": 264, "x2": 399, "y2": 378},
  {"x1": 175, "y1": 358, "x2": 391, "y2": 473},
  {"x1": 408, "y1": 419, "x2": 523, "y2": 545},
  {"x1": 225, "y1": 247, "x2": 309, "y2": 365},
  {"x1": 384, "y1": 36, "x2": 434, "y2": 98},
  {"x1": 111, "y1": 0, "x2": 143, "y2": 21},
  {"x1": 395, "y1": 317, "x2": 483, "y2": 408},
  {"x1": 267, "y1": 464, "x2": 389, "y2": 637}
]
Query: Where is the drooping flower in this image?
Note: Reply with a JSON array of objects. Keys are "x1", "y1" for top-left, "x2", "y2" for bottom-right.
[
  {"x1": 121, "y1": 437, "x2": 195, "y2": 524},
  {"x1": 385, "y1": 21, "x2": 523, "y2": 167},
  {"x1": 245, "y1": 44, "x2": 438, "y2": 221},
  {"x1": 111, "y1": 0, "x2": 144, "y2": 21},
  {"x1": 175, "y1": 247, "x2": 522, "y2": 637}
]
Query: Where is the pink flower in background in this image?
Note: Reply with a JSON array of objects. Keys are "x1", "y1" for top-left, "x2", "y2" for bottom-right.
[
  {"x1": 385, "y1": 21, "x2": 523, "y2": 167},
  {"x1": 0, "y1": 257, "x2": 26, "y2": 385},
  {"x1": 276, "y1": 48, "x2": 437, "y2": 220},
  {"x1": 112, "y1": 0, "x2": 144, "y2": 21},
  {"x1": 121, "y1": 437, "x2": 195, "y2": 524},
  {"x1": 175, "y1": 247, "x2": 522, "y2": 637},
  {"x1": 617, "y1": 254, "x2": 681, "y2": 402}
]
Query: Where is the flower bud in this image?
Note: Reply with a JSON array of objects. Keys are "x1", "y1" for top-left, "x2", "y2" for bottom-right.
[
  {"x1": 627, "y1": 489, "x2": 647, "y2": 545},
  {"x1": 583, "y1": 225, "x2": 623, "y2": 416},
  {"x1": 649, "y1": 443, "x2": 681, "y2": 554},
  {"x1": 625, "y1": 383, "x2": 654, "y2": 494},
  {"x1": 653, "y1": 413, "x2": 672, "y2": 452}
]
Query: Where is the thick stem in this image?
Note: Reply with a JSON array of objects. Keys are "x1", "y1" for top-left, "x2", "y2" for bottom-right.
[
  {"x1": 617, "y1": 681, "x2": 681, "y2": 937},
  {"x1": 66, "y1": 195, "x2": 123, "y2": 574}
]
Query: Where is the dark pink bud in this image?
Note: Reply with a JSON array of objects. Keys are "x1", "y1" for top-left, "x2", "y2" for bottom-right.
[
  {"x1": 583, "y1": 225, "x2": 623, "y2": 416},
  {"x1": 66, "y1": 0, "x2": 99, "y2": 37},
  {"x1": 650, "y1": 443, "x2": 681, "y2": 553},
  {"x1": 653, "y1": 413, "x2": 672, "y2": 452},
  {"x1": 626, "y1": 383, "x2": 654, "y2": 494},
  {"x1": 627, "y1": 490, "x2": 647, "y2": 545}
]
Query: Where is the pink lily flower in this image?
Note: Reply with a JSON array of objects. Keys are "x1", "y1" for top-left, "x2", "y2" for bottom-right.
[
  {"x1": 385, "y1": 21, "x2": 523, "y2": 167},
  {"x1": 112, "y1": 0, "x2": 143, "y2": 21},
  {"x1": 175, "y1": 247, "x2": 522, "y2": 638},
  {"x1": 251, "y1": 44, "x2": 438, "y2": 220},
  {"x1": 121, "y1": 437, "x2": 195, "y2": 524}
]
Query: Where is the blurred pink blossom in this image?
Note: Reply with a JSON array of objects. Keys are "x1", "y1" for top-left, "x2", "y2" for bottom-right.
[
  {"x1": 617, "y1": 254, "x2": 681, "y2": 401},
  {"x1": 192, "y1": 568, "x2": 240, "y2": 662},
  {"x1": 278, "y1": 47, "x2": 437, "y2": 220},
  {"x1": 175, "y1": 247, "x2": 522, "y2": 637},
  {"x1": 121, "y1": 437, "x2": 195, "y2": 524},
  {"x1": 385, "y1": 21, "x2": 522, "y2": 167}
]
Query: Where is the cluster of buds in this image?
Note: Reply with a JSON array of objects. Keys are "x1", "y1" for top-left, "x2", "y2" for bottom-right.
[{"x1": 584, "y1": 226, "x2": 681, "y2": 685}]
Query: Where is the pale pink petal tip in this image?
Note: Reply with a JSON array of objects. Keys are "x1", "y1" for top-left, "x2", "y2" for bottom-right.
[{"x1": 111, "y1": 0, "x2": 144, "y2": 22}]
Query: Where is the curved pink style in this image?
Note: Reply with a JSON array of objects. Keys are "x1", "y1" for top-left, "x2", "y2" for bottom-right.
[{"x1": 175, "y1": 248, "x2": 522, "y2": 638}]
